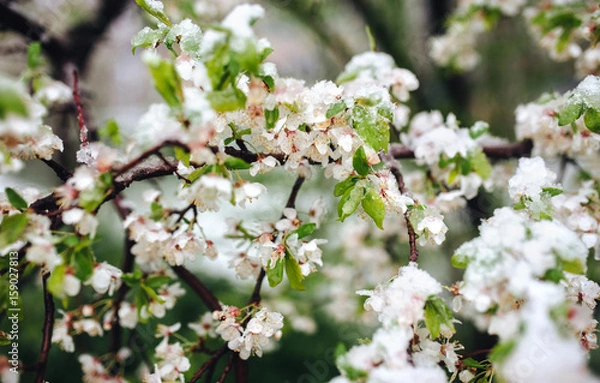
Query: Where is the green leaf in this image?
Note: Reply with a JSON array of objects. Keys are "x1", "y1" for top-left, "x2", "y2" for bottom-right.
[
  {"x1": 145, "y1": 275, "x2": 171, "y2": 289},
  {"x1": 285, "y1": 251, "x2": 304, "y2": 291},
  {"x1": 262, "y1": 75, "x2": 275, "y2": 91},
  {"x1": 131, "y1": 26, "x2": 168, "y2": 54},
  {"x1": 267, "y1": 258, "x2": 284, "y2": 287},
  {"x1": 141, "y1": 284, "x2": 165, "y2": 304},
  {"x1": 469, "y1": 121, "x2": 489, "y2": 139},
  {"x1": 471, "y1": 150, "x2": 492, "y2": 179},
  {"x1": 489, "y1": 339, "x2": 517, "y2": 363},
  {"x1": 174, "y1": 146, "x2": 190, "y2": 167},
  {"x1": 134, "y1": 0, "x2": 172, "y2": 27},
  {"x1": 47, "y1": 265, "x2": 66, "y2": 298},
  {"x1": 291, "y1": 223, "x2": 317, "y2": 240},
  {"x1": 207, "y1": 88, "x2": 247, "y2": 112},
  {"x1": 122, "y1": 269, "x2": 144, "y2": 286},
  {"x1": 462, "y1": 358, "x2": 486, "y2": 369},
  {"x1": 147, "y1": 58, "x2": 183, "y2": 109},
  {"x1": 334, "y1": 176, "x2": 359, "y2": 197},
  {"x1": 264, "y1": 107, "x2": 279, "y2": 130},
  {"x1": 362, "y1": 183, "x2": 385, "y2": 229},
  {"x1": 149, "y1": 201, "x2": 164, "y2": 221},
  {"x1": 71, "y1": 247, "x2": 95, "y2": 282},
  {"x1": 542, "y1": 186, "x2": 563, "y2": 197},
  {"x1": 334, "y1": 342, "x2": 347, "y2": 361},
  {"x1": 584, "y1": 107, "x2": 600, "y2": 133},
  {"x1": 5, "y1": 188, "x2": 28, "y2": 211},
  {"x1": 451, "y1": 252, "x2": 469, "y2": 269},
  {"x1": 98, "y1": 119, "x2": 123, "y2": 146},
  {"x1": 563, "y1": 258, "x2": 585, "y2": 275},
  {"x1": 326, "y1": 101, "x2": 346, "y2": 119},
  {"x1": 224, "y1": 157, "x2": 252, "y2": 170},
  {"x1": 424, "y1": 296, "x2": 455, "y2": 339},
  {"x1": 352, "y1": 146, "x2": 370, "y2": 176},
  {"x1": 337, "y1": 183, "x2": 364, "y2": 222},
  {"x1": 0, "y1": 86, "x2": 28, "y2": 119},
  {"x1": 558, "y1": 97, "x2": 584, "y2": 126},
  {"x1": 0, "y1": 213, "x2": 28, "y2": 248},
  {"x1": 352, "y1": 105, "x2": 390, "y2": 152},
  {"x1": 543, "y1": 267, "x2": 565, "y2": 283},
  {"x1": 27, "y1": 42, "x2": 44, "y2": 70}
]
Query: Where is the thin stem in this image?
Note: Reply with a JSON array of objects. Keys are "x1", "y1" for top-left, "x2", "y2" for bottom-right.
[
  {"x1": 189, "y1": 346, "x2": 228, "y2": 383},
  {"x1": 171, "y1": 265, "x2": 221, "y2": 312},
  {"x1": 36, "y1": 273, "x2": 55, "y2": 383}
]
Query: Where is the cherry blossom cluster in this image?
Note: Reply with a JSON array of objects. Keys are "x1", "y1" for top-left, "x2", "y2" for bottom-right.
[{"x1": 431, "y1": 0, "x2": 600, "y2": 76}]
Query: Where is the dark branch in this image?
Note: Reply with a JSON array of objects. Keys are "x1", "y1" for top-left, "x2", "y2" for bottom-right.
[
  {"x1": 171, "y1": 265, "x2": 221, "y2": 312},
  {"x1": 40, "y1": 159, "x2": 72, "y2": 182},
  {"x1": 35, "y1": 273, "x2": 55, "y2": 383},
  {"x1": 189, "y1": 346, "x2": 228, "y2": 383}
]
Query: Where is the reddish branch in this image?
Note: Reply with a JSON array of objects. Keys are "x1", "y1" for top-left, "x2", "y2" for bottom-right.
[
  {"x1": 189, "y1": 345, "x2": 228, "y2": 383},
  {"x1": 72, "y1": 70, "x2": 88, "y2": 147},
  {"x1": 171, "y1": 265, "x2": 221, "y2": 312},
  {"x1": 35, "y1": 273, "x2": 55, "y2": 383}
]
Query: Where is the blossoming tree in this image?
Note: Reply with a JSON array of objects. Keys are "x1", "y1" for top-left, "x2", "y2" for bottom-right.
[{"x1": 2, "y1": 0, "x2": 600, "y2": 382}]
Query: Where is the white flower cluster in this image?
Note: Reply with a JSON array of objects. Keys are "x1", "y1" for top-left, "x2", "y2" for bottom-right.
[
  {"x1": 330, "y1": 263, "x2": 460, "y2": 383},
  {"x1": 214, "y1": 305, "x2": 284, "y2": 360},
  {"x1": 152, "y1": 323, "x2": 191, "y2": 382},
  {"x1": 0, "y1": 76, "x2": 64, "y2": 173},
  {"x1": 431, "y1": 0, "x2": 600, "y2": 76},
  {"x1": 402, "y1": 111, "x2": 496, "y2": 200},
  {"x1": 227, "y1": 207, "x2": 327, "y2": 280},
  {"x1": 451, "y1": 158, "x2": 600, "y2": 381}
]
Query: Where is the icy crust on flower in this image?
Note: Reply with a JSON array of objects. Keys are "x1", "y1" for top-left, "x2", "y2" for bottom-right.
[
  {"x1": 430, "y1": 1, "x2": 600, "y2": 76},
  {"x1": 0, "y1": 76, "x2": 63, "y2": 172},
  {"x1": 515, "y1": 79, "x2": 600, "y2": 171},
  {"x1": 452, "y1": 206, "x2": 600, "y2": 380},
  {"x1": 331, "y1": 264, "x2": 461, "y2": 383},
  {"x1": 214, "y1": 305, "x2": 284, "y2": 360},
  {"x1": 400, "y1": 111, "x2": 497, "y2": 201}
]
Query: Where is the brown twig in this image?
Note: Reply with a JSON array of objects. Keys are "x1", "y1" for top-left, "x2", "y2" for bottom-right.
[
  {"x1": 72, "y1": 70, "x2": 88, "y2": 147},
  {"x1": 171, "y1": 265, "x2": 221, "y2": 312},
  {"x1": 189, "y1": 346, "x2": 228, "y2": 383},
  {"x1": 35, "y1": 272, "x2": 55, "y2": 383}
]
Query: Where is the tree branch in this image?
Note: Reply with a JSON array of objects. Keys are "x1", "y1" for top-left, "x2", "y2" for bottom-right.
[
  {"x1": 35, "y1": 272, "x2": 55, "y2": 383},
  {"x1": 40, "y1": 159, "x2": 72, "y2": 182},
  {"x1": 171, "y1": 265, "x2": 221, "y2": 312},
  {"x1": 189, "y1": 346, "x2": 228, "y2": 383}
]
